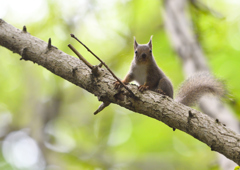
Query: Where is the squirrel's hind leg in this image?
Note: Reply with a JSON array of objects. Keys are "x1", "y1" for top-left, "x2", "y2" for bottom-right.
[{"x1": 156, "y1": 78, "x2": 174, "y2": 99}]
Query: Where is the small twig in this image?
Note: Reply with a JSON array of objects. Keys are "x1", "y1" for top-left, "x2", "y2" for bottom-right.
[
  {"x1": 98, "y1": 62, "x2": 103, "y2": 68},
  {"x1": 188, "y1": 110, "x2": 194, "y2": 123},
  {"x1": 92, "y1": 65, "x2": 102, "y2": 77},
  {"x1": 70, "y1": 34, "x2": 136, "y2": 98},
  {"x1": 48, "y1": 38, "x2": 52, "y2": 49},
  {"x1": 68, "y1": 44, "x2": 93, "y2": 69},
  {"x1": 22, "y1": 25, "x2": 27, "y2": 32},
  {"x1": 94, "y1": 102, "x2": 110, "y2": 115}
]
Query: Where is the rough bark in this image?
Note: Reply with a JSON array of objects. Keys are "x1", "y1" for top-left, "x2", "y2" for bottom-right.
[
  {"x1": 0, "y1": 19, "x2": 240, "y2": 165},
  {"x1": 163, "y1": 0, "x2": 239, "y2": 169}
]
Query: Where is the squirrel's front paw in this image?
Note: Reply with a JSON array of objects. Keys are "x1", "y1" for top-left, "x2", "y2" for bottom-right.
[
  {"x1": 156, "y1": 89, "x2": 166, "y2": 95},
  {"x1": 114, "y1": 81, "x2": 122, "y2": 89},
  {"x1": 138, "y1": 85, "x2": 149, "y2": 92}
]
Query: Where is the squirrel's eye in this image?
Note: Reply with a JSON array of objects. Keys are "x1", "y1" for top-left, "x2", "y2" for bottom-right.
[
  {"x1": 150, "y1": 50, "x2": 152, "y2": 53},
  {"x1": 135, "y1": 51, "x2": 137, "y2": 54}
]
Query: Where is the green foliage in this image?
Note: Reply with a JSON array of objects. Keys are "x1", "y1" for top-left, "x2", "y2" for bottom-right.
[
  {"x1": 235, "y1": 166, "x2": 240, "y2": 170},
  {"x1": 0, "y1": 0, "x2": 239, "y2": 169}
]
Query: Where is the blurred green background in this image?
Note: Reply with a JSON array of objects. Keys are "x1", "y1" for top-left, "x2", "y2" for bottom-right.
[{"x1": 0, "y1": 0, "x2": 240, "y2": 169}]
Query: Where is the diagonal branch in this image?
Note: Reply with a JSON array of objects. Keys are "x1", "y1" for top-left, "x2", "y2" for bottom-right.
[
  {"x1": 0, "y1": 19, "x2": 240, "y2": 165},
  {"x1": 70, "y1": 34, "x2": 136, "y2": 98}
]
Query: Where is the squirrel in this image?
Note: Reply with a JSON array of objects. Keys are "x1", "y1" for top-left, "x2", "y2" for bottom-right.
[{"x1": 114, "y1": 36, "x2": 225, "y2": 106}]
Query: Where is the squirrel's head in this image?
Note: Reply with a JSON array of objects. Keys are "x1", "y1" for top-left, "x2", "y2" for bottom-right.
[{"x1": 134, "y1": 36, "x2": 153, "y2": 65}]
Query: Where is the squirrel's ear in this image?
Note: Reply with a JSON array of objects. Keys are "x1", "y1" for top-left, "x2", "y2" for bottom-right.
[
  {"x1": 148, "y1": 35, "x2": 153, "y2": 49},
  {"x1": 134, "y1": 37, "x2": 138, "y2": 50}
]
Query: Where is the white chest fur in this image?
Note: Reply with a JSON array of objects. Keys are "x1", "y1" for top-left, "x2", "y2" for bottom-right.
[{"x1": 132, "y1": 65, "x2": 147, "y2": 85}]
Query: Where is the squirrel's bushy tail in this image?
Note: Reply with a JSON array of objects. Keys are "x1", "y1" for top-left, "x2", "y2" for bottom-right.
[{"x1": 175, "y1": 72, "x2": 225, "y2": 106}]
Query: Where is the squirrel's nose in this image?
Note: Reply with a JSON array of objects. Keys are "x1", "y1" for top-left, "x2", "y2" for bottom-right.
[{"x1": 142, "y1": 53, "x2": 146, "y2": 58}]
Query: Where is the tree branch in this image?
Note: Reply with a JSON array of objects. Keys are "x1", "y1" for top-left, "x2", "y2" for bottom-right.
[
  {"x1": 163, "y1": 0, "x2": 239, "y2": 168},
  {"x1": 0, "y1": 19, "x2": 240, "y2": 165}
]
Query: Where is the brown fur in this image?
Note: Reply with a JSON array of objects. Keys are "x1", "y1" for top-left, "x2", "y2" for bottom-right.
[{"x1": 114, "y1": 36, "x2": 174, "y2": 98}]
